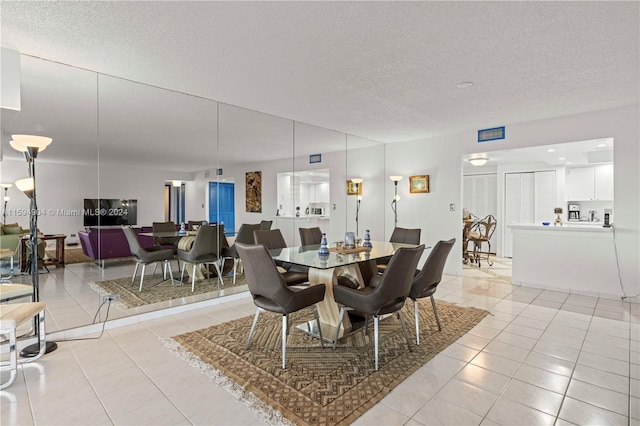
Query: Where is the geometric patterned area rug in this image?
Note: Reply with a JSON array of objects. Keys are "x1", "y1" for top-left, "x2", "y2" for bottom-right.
[
  {"x1": 166, "y1": 300, "x2": 489, "y2": 425},
  {"x1": 88, "y1": 273, "x2": 247, "y2": 310}
]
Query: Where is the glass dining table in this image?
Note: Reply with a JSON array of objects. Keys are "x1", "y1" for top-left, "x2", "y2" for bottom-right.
[{"x1": 269, "y1": 241, "x2": 424, "y2": 343}]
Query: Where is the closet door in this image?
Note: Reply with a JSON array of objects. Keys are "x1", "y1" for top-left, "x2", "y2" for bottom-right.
[
  {"x1": 504, "y1": 173, "x2": 523, "y2": 257},
  {"x1": 534, "y1": 171, "x2": 556, "y2": 222},
  {"x1": 504, "y1": 172, "x2": 534, "y2": 257}
]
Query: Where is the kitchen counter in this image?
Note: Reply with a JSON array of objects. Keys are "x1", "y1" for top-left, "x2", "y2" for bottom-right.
[
  {"x1": 509, "y1": 223, "x2": 619, "y2": 298},
  {"x1": 275, "y1": 215, "x2": 331, "y2": 246},
  {"x1": 510, "y1": 223, "x2": 612, "y2": 232}
]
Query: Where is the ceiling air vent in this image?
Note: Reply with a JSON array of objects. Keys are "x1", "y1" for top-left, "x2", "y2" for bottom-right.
[{"x1": 478, "y1": 126, "x2": 505, "y2": 143}]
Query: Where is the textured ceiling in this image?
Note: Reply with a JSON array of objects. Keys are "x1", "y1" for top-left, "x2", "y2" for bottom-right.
[{"x1": 2, "y1": 1, "x2": 638, "y2": 145}]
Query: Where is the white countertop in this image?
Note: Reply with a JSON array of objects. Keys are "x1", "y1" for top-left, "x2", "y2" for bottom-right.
[
  {"x1": 509, "y1": 223, "x2": 612, "y2": 232},
  {"x1": 276, "y1": 215, "x2": 330, "y2": 219}
]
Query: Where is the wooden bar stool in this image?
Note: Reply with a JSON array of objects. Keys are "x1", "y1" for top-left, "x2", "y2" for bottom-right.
[{"x1": 0, "y1": 302, "x2": 47, "y2": 389}]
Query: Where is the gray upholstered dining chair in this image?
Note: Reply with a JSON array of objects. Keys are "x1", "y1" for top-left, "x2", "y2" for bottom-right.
[
  {"x1": 152, "y1": 221, "x2": 179, "y2": 253},
  {"x1": 236, "y1": 242, "x2": 326, "y2": 369},
  {"x1": 220, "y1": 222, "x2": 262, "y2": 284},
  {"x1": 253, "y1": 229, "x2": 309, "y2": 286},
  {"x1": 376, "y1": 227, "x2": 422, "y2": 273},
  {"x1": 123, "y1": 226, "x2": 175, "y2": 292},
  {"x1": 409, "y1": 238, "x2": 455, "y2": 344},
  {"x1": 177, "y1": 225, "x2": 222, "y2": 292},
  {"x1": 299, "y1": 227, "x2": 323, "y2": 246},
  {"x1": 259, "y1": 220, "x2": 273, "y2": 230},
  {"x1": 333, "y1": 244, "x2": 425, "y2": 370}
]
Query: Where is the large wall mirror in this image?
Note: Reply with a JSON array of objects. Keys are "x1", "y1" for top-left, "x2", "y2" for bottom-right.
[{"x1": 0, "y1": 55, "x2": 387, "y2": 334}]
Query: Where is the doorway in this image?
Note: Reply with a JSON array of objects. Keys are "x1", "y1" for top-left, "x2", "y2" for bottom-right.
[
  {"x1": 165, "y1": 182, "x2": 185, "y2": 224},
  {"x1": 209, "y1": 182, "x2": 235, "y2": 232}
]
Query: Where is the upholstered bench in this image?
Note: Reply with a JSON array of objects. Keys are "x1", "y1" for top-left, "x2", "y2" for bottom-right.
[
  {"x1": 0, "y1": 302, "x2": 47, "y2": 389},
  {"x1": 0, "y1": 283, "x2": 33, "y2": 302}
]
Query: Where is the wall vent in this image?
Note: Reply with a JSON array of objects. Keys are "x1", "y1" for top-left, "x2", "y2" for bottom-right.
[{"x1": 478, "y1": 126, "x2": 505, "y2": 142}]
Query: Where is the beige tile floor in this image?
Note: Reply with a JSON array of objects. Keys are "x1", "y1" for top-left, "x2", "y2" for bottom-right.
[{"x1": 1, "y1": 257, "x2": 638, "y2": 425}]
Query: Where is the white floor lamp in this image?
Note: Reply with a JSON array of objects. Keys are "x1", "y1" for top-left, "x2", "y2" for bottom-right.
[{"x1": 11, "y1": 134, "x2": 58, "y2": 357}]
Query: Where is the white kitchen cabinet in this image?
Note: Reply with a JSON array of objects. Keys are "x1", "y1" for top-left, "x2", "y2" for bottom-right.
[
  {"x1": 566, "y1": 165, "x2": 613, "y2": 201},
  {"x1": 594, "y1": 164, "x2": 613, "y2": 200}
]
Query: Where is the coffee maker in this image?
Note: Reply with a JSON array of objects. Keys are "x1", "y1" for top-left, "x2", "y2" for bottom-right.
[{"x1": 568, "y1": 204, "x2": 580, "y2": 221}]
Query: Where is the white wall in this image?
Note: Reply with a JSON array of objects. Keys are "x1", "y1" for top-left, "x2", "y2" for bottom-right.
[
  {"x1": 384, "y1": 104, "x2": 639, "y2": 299},
  {"x1": 219, "y1": 143, "x2": 386, "y2": 245},
  {"x1": 0, "y1": 159, "x2": 193, "y2": 239}
]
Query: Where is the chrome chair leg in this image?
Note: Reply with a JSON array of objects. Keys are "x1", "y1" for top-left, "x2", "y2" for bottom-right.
[
  {"x1": 131, "y1": 263, "x2": 139, "y2": 286},
  {"x1": 152, "y1": 263, "x2": 158, "y2": 276},
  {"x1": 333, "y1": 307, "x2": 346, "y2": 349},
  {"x1": 166, "y1": 260, "x2": 175, "y2": 285},
  {"x1": 180, "y1": 262, "x2": 186, "y2": 283},
  {"x1": 313, "y1": 305, "x2": 324, "y2": 347},
  {"x1": 430, "y1": 295, "x2": 442, "y2": 331},
  {"x1": 191, "y1": 264, "x2": 197, "y2": 292},
  {"x1": 245, "y1": 308, "x2": 261, "y2": 350},
  {"x1": 414, "y1": 299, "x2": 420, "y2": 345},
  {"x1": 374, "y1": 315, "x2": 379, "y2": 371},
  {"x1": 232, "y1": 258, "x2": 239, "y2": 284},
  {"x1": 139, "y1": 264, "x2": 146, "y2": 292},
  {"x1": 282, "y1": 314, "x2": 287, "y2": 369}
]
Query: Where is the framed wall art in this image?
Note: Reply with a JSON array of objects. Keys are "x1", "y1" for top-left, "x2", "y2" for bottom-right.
[
  {"x1": 245, "y1": 171, "x2": 262, "y2": 212},
  {"x1": 409, "y1": 175, "x2": 429, "y2": 193},
  {"x1": 346, "y1": 179, "x2": 363, "y2": 195}
]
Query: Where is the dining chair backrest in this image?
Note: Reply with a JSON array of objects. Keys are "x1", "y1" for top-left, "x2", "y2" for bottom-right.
[
  {"x1": 189, "y1": 225, "x2": 217, "y2": 257},
  {"x1": 235, "y1": 223, "x2": 262, "y2": 245},
  {"x1": 368, "y1": 245, "x2": 425, "y2": 313},
  {"x1": 253, "y1": 229, "x2": 288, "y2": 250},
  {"x1": 259, "y1": 220, "x2": 273, "y2": 230},
  {"x1": 152, "y1": 221, "x2": 178, "y2": 246},
  {"x1": 390, "y1": 227, "x2": 421, "y2": 245},
  {"x1": 410, "y1": 239, "x2": 455, "y2": 299},
  {"x1": 299, "y1": 227, "x2": 323, "y2": 246},
  {"x1": 122, "y1": 226, "x2": 144, "y2": 258},
  {"x1": 188, "y1": 220, "x2": 207, "y2": 231},
  {"x1": 236, "y1": 242, "x2": 288, "y2": 301}
]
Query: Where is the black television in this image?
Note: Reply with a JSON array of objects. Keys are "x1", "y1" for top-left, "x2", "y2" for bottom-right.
[{"x1": 83, "y1": 199, "x2": 138, "y2": 226}]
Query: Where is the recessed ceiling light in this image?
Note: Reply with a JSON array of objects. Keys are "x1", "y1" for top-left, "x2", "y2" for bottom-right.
[
  {"x1": 566, "y1": 161, "x2": 572, "y2": 165},
  {"x1": 456, "y1": 81, "x2": 473, "y2": 89},
  {"x1": 597, "y1": 143, "x2": 606, "y2": 148},
  {"x1": 547, "y1": 149, "x2": 555, "y2": 153},
  {"x1": 559, "y1": 157, "x2": 566, "y2": 160}
]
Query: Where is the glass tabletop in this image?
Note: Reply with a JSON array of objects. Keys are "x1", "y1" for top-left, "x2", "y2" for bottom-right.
[{"x1": 269, "y1": 241, "x2": 423, "y2": 269}]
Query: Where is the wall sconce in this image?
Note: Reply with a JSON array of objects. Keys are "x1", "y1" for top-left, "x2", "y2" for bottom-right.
[
  {"x1": 11, "y1": 134, "x2": 57, "y2": 357},
  {"x1": 0, "y1": 183, "x2": 13, "y2": 225},
  {"x1": 469, "y1": 157, "x2": 488, "y2": 167},
  {"x1": 389, "y1": 176, "x2": 403, "y2": 228},
  {"x1": 351, "y1": 178, "x2": 363, "y2": 236}
]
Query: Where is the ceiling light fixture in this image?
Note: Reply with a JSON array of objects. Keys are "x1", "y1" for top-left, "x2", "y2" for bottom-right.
[
  {"x1": 547, "y1": 149, "x2": 555, "y2": 153},
  {"x1": 456, "y1": 81, "x2": 473, "y2": 89},
  {"x1": 469, "y1": 157, "x2": 488, "y2": 167},
  {"x1": 597, "y1": 143, "x2": 606, "y2": 148}
]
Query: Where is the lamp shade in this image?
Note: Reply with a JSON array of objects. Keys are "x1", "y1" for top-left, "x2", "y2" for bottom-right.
[
  {"x1": 10, "y1": 135, "x2": 52, "y2": 153},
  {"x1": 0, "y1": 183, "x2": 13, "y2": 189},
  {"x1": 15, "y1": 177, "x2": 34, "y2": 197},
  {"x1": 469, "y1": 157, "x2": 488, "y2": 167},
  {"x1": 389, "y1": 175, "x2": 403, "y2": 182},
  {"x1": 351, "y1": 178, "x2": 363, "y2": 184}
]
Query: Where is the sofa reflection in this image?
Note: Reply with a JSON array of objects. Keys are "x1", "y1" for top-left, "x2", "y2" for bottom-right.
[{"x1": 78, "y1": 226, "x2": 154, "y2": 267}]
